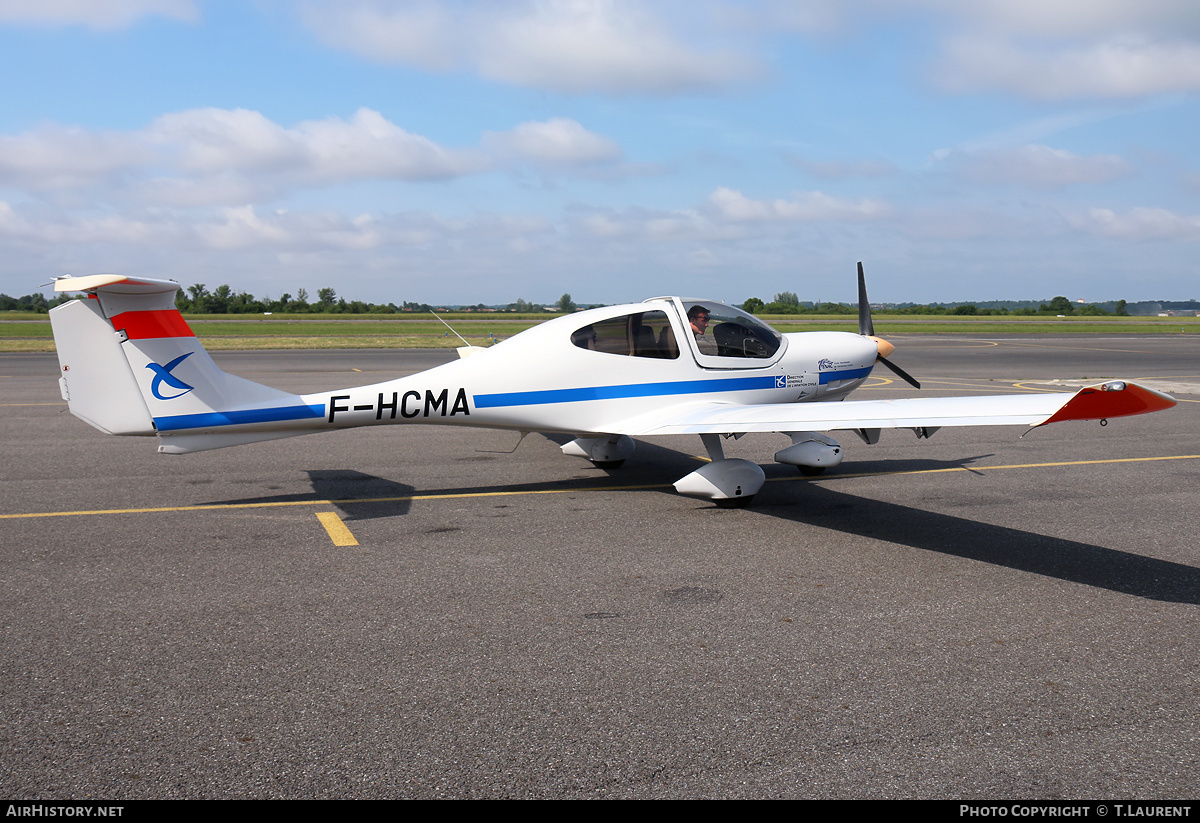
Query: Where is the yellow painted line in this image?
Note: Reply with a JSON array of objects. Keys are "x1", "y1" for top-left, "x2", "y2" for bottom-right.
[
  {"x1": 1010, "y1": 382, "x2": 1080, "y2": 393},
  {"x1": 861, "y1": 380, "x2": 1060, "y2": 394},
  {"x1": 0, "y1": 498, "x2": 342, "y2": 518},
  {"x1": 986, "y1": 340, "x2": 1155, "y2": 354},
  {"x1": 0, "y1": 483, "x2": 669, "y2": 519},
  {"x1": 1010, "y1": 381, "x2": 1200, "y2": 401},
  {"x1": 898, "y1": 340, "x2": 998, "y2": 349},
  {"x1": 2, "y1": 455, "x2": 1199, "y2": 520},
  {"x1": 927, "y1": 379, "x2": 1054, "y2": 393},
  {"x1": 812, "y1": 454, "x2": 1200, "y2": 481},
  {"x1": 315, "y1": 511, "x2": 359, "y2": 546}
]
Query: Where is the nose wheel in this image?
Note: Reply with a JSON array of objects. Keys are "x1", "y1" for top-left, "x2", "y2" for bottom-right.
[{"x1": 674, "y1": 434, "x2": 766, "y2": 506}]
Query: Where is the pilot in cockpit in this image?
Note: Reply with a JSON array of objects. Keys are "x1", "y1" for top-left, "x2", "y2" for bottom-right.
[{"x1": 688, "y1": 305, "x2": 717, "y2": 355}]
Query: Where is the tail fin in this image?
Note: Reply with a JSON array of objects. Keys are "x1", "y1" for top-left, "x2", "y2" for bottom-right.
[{"x1": 50, "y1": 275, "x2": 317, "y2": 451}]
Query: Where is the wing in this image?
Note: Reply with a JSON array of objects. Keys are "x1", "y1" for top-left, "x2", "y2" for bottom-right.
[{"x1": 614, "y1": 381, "x2": 1175, "y2": 436}]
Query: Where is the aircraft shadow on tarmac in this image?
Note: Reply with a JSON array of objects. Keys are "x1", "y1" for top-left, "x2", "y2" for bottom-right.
[
  {"x1": 202, "y1": 440, "x2": 1200, "y2": 606},
  {"x1": 748, "y1": 481, "x2": 1200, "y2": 605},
  {"x1": 204, "y1": 469, "x2": 417, "y2": 519},
  {"x1": 306, "y1": 469, "x2": 416, "y2": 520}
]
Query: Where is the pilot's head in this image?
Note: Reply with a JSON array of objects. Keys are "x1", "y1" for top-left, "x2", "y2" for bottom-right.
[{"x1": 688, "y1": 305, "x2": 711, "y2": 335}]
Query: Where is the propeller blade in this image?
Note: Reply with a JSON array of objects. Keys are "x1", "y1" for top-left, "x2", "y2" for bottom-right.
[
  {"x1": 859, "y1": 261, "x2": 921, "y2": 389},
  {"x1": 878, "y1": 355, "x2": 921, "y2": 389},
  {"x1": 857, "y1": 261, "x2": 874, "y2": 337},
  {"x1": 859, "y1": 261, "x2": 921, "y2": 388}
]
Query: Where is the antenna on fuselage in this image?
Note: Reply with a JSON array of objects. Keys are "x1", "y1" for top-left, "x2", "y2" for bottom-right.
[{"x1": 430, "y1": 310, "x2": 472, "y2": 348}]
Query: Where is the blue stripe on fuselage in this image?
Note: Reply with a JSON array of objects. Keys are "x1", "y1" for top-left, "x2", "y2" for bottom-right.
[
  {"x1": 474, "y1": 375, "x2": 779, "y2": 408},
  {"x1": 818, "y1": 366, "x2": 872, "y2": 384},
  {"x1": 154, "y1": 403, "x2": 326, "y2": 432}
]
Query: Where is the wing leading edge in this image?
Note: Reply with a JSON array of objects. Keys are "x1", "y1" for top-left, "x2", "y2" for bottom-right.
[{"x1": 615, "y1": 381, "x2": 1175, "y2": 437}]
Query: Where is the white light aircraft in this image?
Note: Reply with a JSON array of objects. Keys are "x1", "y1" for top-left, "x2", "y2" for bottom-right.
[{"x1": 48, "y1": 266, "x2": 1176, "y2": 506}]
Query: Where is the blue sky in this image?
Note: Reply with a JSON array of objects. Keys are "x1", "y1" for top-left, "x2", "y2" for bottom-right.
[{"x1": 1, "y1": 0, "x2": 1198, "y2": 305}]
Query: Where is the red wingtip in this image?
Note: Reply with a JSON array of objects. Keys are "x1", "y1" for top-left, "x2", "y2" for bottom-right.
[{"x1": 1037, "y1": 382, "x2": 1177, "y2": 427}]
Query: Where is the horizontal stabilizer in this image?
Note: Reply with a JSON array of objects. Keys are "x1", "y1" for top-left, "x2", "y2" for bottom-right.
[
  {"x1": 158, "y1": 429, "x2": 320, "y2": 454},
  {"x1": 53, "y1": 274, "x2": 182, "y2": 295}
]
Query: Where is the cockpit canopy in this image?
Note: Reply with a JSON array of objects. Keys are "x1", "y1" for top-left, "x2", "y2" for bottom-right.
[
  {"x1": 678, "y1": 300, "x2": 783, "y2": 361},
  {"x1": 570, "y1": 308, "x2": 679, "y2": 359},
  {"x1": 569, "y1": 298, "x2": 784, "y2": 367}
]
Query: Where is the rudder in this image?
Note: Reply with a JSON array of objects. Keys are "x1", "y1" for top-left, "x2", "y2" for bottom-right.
[{"x1": 51, "y1": 295, "x2": 156, "y2": 435}]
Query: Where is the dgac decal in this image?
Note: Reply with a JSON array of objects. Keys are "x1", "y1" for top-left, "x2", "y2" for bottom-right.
[
  {"x1": 146, "y1": 352, "x2": 195, "y2": 400},
  {"x1": 328, "y1": 389, "x2": 471, "y2": 423},
  {"x1": 776, "y1": 374, "x2": 812, "y2": 389}
]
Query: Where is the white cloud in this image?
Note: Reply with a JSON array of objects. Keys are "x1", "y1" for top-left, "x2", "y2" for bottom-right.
[
  {"x1": 746, "y1": 0, "x2": 1200, "y2": 100},
  {"x1": 483, "y1": 118, "x2": 622, "y2": 166},
  {"x1": 788, "y1": 157, "x2": 897, "y2": 180},
  {"x1": 0, "y1": 0, "x2": 196, "y2": 29},
  {"x1": 706, "y1": 187, "x2": 893, "y2": 222},
  {"x1": 572, "y1": 205, "x2": 708, "y2": 240},
  {"x1": 1068, "y1": 206, "x2": 1200, "y2": 240},
  {"x1": 131, "y1": 174, "x2": 272, "y2": 209},
  {"x1": 291, "y1": 1, "x2": 1200, "y2": 101},
  {"x1": 0, "y1": 108, "x2": 636, "y2": 209},
  {"x1": 941, "y1": 144, "x2": 1132, "y2": 188},
  {"x1": 892, "y1": 0, "x2": 1200, "y2": 98},
  {"x1": 0, "y1": 199, "x2": 179, "y2": 245},
  {"x1": 0, "y1": 125, "x2": 147, "y2": 189},
  {"x1": 910, "y1": 0, "x2": 1200, "y2": 39},
  {"x1": 936, "y1": 33, "x2": 1200, "y2": 99},
  {"x1": 0, "y1": 107, "x2": 506, "y2": 205},
  {"x1": 0, "y1": 199, "x2": 555, "y2": 257},
  {"x1": 194, "y1": 206, "x2": 297, "y2": 251},
  {"x1": 299, "y1": 0, "x2": 761, "y2": 95},
  {"x1": 148, "y1": 107, "x2": 489, "y2": 183}
]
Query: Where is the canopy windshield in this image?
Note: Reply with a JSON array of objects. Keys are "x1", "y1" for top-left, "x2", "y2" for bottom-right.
[{"x1": 681, "y1": 301, "x2": 783, "y2": 361}]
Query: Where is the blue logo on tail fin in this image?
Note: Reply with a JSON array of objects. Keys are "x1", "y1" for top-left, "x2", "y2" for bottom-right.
[{"x1": 146, "y1": 352, "x2": 195, "y2": 400}]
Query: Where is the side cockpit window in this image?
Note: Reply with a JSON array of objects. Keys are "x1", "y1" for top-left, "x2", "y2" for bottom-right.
[{"x1": 572, "y1": 310, "x2": 679, "y2": 359}]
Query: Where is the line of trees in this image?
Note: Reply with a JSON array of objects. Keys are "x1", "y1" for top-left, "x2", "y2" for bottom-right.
[
  {"x1": 3, "y1": 286, "x2": 1189, "y2": 317},
  {"x1": 174, "y1": 284, "x2": 406, "y2": 314},
  {"x1": 1, "y1": 284, "x2": 585, "y2": 315},
  {"x1": 740, "y1": 293, "x2": 1132, "y2": 317},
  {"x1": 0, "y1": 292, "x2": 72, "y2": 312}
]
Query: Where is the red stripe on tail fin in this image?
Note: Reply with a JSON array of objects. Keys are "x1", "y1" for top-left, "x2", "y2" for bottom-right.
[{"x1": 110, "y1": 310, "x2": 195, "y2": 340}]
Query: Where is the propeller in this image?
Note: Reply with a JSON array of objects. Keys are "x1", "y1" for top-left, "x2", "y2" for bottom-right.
[{"x1": 857, "y1": 262, "x2": 921, "y2": 389}]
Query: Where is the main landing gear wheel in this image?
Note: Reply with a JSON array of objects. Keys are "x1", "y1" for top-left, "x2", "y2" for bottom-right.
[
  {"x1": 674, "y1": 455, "x2": 765, "y2": 507},
  {"x1": 798, "y1": 465, "x2": 826, "y2": 476},
  {"x1": 561, "y1": 435, "x2": 635, "y2": 469}
]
